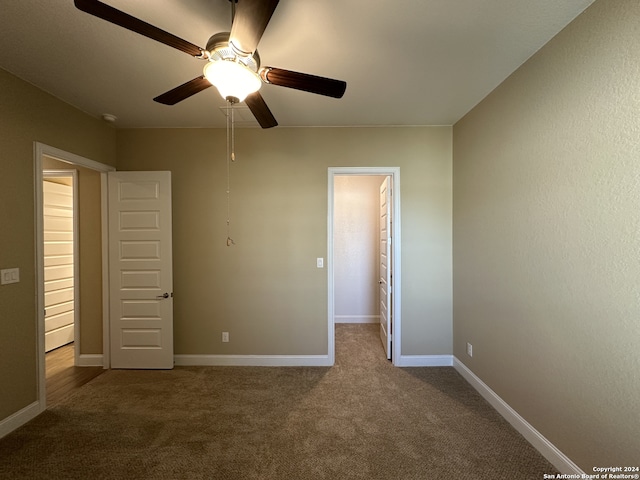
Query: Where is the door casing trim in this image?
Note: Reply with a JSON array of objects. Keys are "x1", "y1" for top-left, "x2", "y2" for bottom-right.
[
  {"x1": 328, "y1": 167, "x2": 402, "y2": 366},
  {"x1": 34, "y1": 142, "x2": 115, "y2": 410}
]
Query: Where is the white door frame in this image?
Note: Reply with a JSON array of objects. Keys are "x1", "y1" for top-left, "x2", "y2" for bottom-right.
[
  {"x1": 328, "y1": 167, "x2": 402, "y2": 366},
  {"x1": 34, "y1": 142, "x2": 114, "y2": 410}
]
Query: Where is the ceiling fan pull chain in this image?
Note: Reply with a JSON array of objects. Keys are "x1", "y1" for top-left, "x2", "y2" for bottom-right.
[
  {"x1": 226, "y1": 99, "x2": 235, "y2": 247},
  {"x1": 231, "y1": 103, "x2": 236, "y2": 162}
]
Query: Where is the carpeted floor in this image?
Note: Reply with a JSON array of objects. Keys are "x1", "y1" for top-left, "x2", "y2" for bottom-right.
[{"x1": 0, "y1": 324, "x2": 558, "y2": 479}]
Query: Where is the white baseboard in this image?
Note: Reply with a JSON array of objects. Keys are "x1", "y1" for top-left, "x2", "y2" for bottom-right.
[
  {"x1": 396, "y1": 355, "x2": 453, "y2": 367},
  {"x1": 174, "y1": 354, "x2": 333, "y2": 367},
  {"x1": 77, "y1": 354, "x2": 104, "y2": 367},
  {"x1": 335, "y1": 315, "x2": 379, "y2": 324},
  {"x1": 453, "y1": 357, "x2": 584, "y2": 475},
  {"x1": 0, "y1": 401, "x2": 43, "y2": 440}
]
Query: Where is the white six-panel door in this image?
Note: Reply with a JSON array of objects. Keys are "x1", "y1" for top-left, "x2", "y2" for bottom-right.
[
  {"x1": 108, "y1": 171, "x2": 173, "y2": 369},
  {"x1": 379, "y1": 176, "x2": 392, "y2": 359}
]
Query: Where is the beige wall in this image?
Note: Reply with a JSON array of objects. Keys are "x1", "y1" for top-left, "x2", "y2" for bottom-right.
[
  {"x1": 453, "y1": 0, "x2": 639, "y2": 471},
  {"x1": 0, "y1": 68, "x2": 116, "y2": 422},
  {"x1": 334, "y1": 175, "x2": 383, "y2": 323},
  {"x1": 42, "y1": 157, "x2": 104, "y2": 354},
  {"x1": 116, "y1": 126, "x2": 453, "y2": 357}
]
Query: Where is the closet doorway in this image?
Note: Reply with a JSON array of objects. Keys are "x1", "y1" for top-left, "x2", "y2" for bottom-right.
[{"x1": 35, "y1": 143, "x2": 114, "y2": 409}]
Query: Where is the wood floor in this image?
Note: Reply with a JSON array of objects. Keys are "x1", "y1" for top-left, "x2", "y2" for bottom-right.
[{"x1": 46, "y1": 343, "x2": 105, "y2": 407}]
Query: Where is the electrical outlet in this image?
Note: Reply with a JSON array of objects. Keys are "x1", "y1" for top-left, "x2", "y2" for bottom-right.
[
  {"x1": 466, "y1": 342, "x2": 473, "y2": 357},
  {"x1": 222, "y1": 332, "x2": 229, "y2": 343}
]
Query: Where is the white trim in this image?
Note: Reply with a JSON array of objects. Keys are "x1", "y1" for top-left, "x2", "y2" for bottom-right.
[
  {"x1": 334, "y1": 315, "x2": 379, "y2": 324},
  {"x1": 37, "y1": 143, "x2": 115, "y2": 172},
  {"x1": 77, "y1": 354, "x2": 105, "y2": 367},
  {"x1": 0, "y1": 401, "x2": 42, "y2": 440},
  {"x1": 34, "y1": 158, "x2": 47, "y2": 410},
  {"x1": 327, "y1": 174, "x2": 336, "y2": 366},
  {"x1": 101, "y1": 173, "x2": 110, "y2": 369},
  {"x1": 453, "y1": 357, "x2": 585, "y2": 475},
  {"x1": 328, "y1": 167, "x2": 402, "y2": 366},
  {"x1": 174, "y1": 355, "x2": 332, "y2": 367},
  {"x1": 396, "y1": 355, "x2": 453, "y2": 367},
  {"x1": 34, "y1": 142, "x2": 115, "y2": 412}
]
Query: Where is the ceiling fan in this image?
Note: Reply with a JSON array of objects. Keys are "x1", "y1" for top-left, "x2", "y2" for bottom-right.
[{"x1": 73, "y1": 0, "x2": 347, "y2": 128}]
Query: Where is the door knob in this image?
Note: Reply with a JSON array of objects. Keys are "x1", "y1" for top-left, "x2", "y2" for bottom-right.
[{"x1": 156, "y1": 292, "x2": 170, "y2": 299}]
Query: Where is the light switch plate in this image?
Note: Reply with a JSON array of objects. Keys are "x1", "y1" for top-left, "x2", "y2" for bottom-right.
[
  {"x1": 316, "y1": 258, "x2": 324, "y2": 268},
  {"x1": 1, "y1": 268, "x2": 20, "y2": 285}
]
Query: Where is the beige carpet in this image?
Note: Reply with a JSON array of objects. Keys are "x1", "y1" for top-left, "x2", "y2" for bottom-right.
[{"x1": 0, "y1": 324, "x2": 558, "y2": 479}]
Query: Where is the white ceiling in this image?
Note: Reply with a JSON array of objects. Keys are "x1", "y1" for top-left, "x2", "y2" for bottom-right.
[{"x1": 0, "y1": 0, "x2": 594, "y2": 128}]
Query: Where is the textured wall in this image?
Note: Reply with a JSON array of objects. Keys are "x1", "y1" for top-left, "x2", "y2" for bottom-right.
[
  {"x1": 0, "y1": 68, "x2": 115, "y2": 423},
  {"x1": 116, "y1": 126, "x2": 452, "y2": 357},
  {"x1": 453, "y1": 0, "x2": 640, "y2": 470},
  {"x1": 334, "y1": 176, "x2": 383, "y2": 322}
]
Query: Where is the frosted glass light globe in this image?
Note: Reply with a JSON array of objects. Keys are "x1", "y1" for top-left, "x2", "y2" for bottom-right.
[{"x1": 203, "y1": 60, "x2": 261, "y2": 103}]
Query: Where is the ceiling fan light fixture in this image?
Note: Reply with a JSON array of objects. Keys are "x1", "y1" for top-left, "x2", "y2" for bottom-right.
[{"x1": 203, "y1": 59, "x2": 261, "y2": 103}]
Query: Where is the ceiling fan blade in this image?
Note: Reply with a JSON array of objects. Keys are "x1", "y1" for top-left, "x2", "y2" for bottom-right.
[
  {"x1": 260, "y1": 67, "x2": 347, "y2": 99},
  {"x1": 229, "y1": 0, "x2": 279, "y2": 56},
  {"x1": 245, "y1": 92, "x2": 278, "y2": 128},
  {"x1": 153, "y1": 76, "x2": 212, "y2": 105},
  {"x1": 74, "y1": 0, "x2": 204, "y2": 57}
]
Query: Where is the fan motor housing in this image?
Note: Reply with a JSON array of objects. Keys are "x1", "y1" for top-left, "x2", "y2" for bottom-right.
[{"x1": 206, "y1": 32, "x2": 260, "y2": 72}]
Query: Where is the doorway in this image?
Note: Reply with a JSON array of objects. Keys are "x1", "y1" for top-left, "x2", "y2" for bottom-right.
[
  {"x1": 35, "y1": 143, "x2": 115, "y2": 409},
  {"x1": 333, "y1": 175, "x2": 389, "y2": 359},
  {"x1": 328, "y1": 167, "x2": 402, "y2": 366}
]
